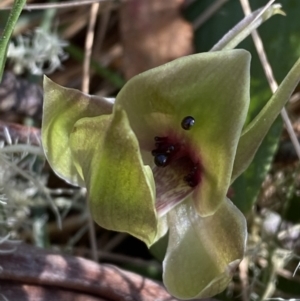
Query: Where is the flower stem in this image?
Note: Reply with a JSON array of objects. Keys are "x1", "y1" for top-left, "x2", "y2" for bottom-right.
[{"x1": 0, "y1": 0, "x2": 26, "y2": 81}]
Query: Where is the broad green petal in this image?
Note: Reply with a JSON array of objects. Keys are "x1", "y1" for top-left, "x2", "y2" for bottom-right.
[
  {"x1": 116, "y1": 50, "x2": 250, "y2": 216},
  {"x1": 231, "y1": 56, "x2": 300, "y2": 183},
  {"x1": 42, "y1": 77, "x2": 113, "y2": 185},
  {"x1": 163, "y1": 198, "x2": 247, "y2": 299},
  {"x1": 69, "y1": 107, "x2": 158, "y2": 246}
]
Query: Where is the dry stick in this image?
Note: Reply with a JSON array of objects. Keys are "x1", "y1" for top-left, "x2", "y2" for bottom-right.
[
  {"x1": 0, "y1": 144, "x2": 44, "y2": 156},
  {"x1": 82, "y1": 2, "x2": 101, "y2": 262},
  {"x1": 290, "y1": 92, "x2": 300, "y2": 104},
  {"x1": 102, "y1": 233, "x2": 128, "y2": 252},
  {"x1": 0, "y1": 0, "x2": 117, "y2": 11},
  {"x1": 239, "y1": 257, "x2": 250, "y2": 301},
  {"x1": 93, "y1": 3, "x2": 111, "y2": 56},
  {"x1": 82, "y1": 2, "x2": 100, "y2": 93},
  {"x1": 183, "y1": 0, "x2": 197, "y2": 7},
  {"x1": 239, "y1": 0, "x2": 300, "y2": 160},
  {"x1": 193, "y1": 0, "x2": 229, "y2": 30}
]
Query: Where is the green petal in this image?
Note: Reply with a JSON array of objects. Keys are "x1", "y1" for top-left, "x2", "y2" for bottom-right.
[
  {"x1": 116, "y1": 50, "x2": 250, "y2": 216},
  {"x1": 231, "y1": 55, "x2": 300, "y2": 183},
  {"x1": 163, "y1": 198, "x2": 247, "y2": 299},
  {"x1": 69, "y1": 107, "x2": 158, "y2": 246},
  {"x1": 42, "y1": 77, "x2": 113, "y2": 185}
]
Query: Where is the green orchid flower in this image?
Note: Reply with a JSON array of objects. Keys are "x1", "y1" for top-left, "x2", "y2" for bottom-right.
[
  {"x1": 42, "y1": 7, "x2": 300, "y2": 294},
  {"x1": 43, "y1": 49, "x2": 249, "y2": 298}
]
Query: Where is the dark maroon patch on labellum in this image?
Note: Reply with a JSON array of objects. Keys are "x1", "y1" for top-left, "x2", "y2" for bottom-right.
[
  {"x1": 151, "y1": 136, "x2": 180, "y2": 167},
  {"x1": 184, "y1": 165, "x2": 200, "y2": 187},
  {"x1": 151, "y1": 125, "x2": 201, "y2": 188}
]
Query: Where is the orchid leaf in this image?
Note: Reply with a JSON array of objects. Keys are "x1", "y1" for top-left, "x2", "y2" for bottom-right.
[
  {"x1": 163, "y1": 198, "x2": 247, "y2": 299},
  {"x1": 211, "y1": 3, "x2": 284, "y2": 52},
  {"x1": 230, "y1": 0, "x2": 300, "y2": 213},
  {"x1": 232, "y1": 117, "x2": 281, "y2": 214},
  {"x1": 42, "y1": 77, "x2": 113, "y2": 186},
  {"x1": 69, "y1": 107, "x2": 158, "y2": 246},
  {"x1": 231, "y1": 56, "x2": 300, "y2": 183},
  {"x1": 116, "y1": 49, "x2": 250, "y2": 216}
]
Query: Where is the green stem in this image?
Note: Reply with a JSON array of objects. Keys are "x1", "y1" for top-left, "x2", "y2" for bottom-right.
[
  {"x1": 40, "y1": 0, "x2": 56, "y2": 32},
  {"x1": 0, "y1": 0, "x2": 26, "y2": 82}
]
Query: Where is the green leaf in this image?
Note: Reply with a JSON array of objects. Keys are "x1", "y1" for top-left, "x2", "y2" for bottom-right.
[
  {"x1": 230, "y1": 0, "x2": 300, "y2": 213},
  {"x1": 231, "y1": 117, "x2": 281, "y2": 214},
  {"x1": 69, "y1": 107, "x2": 158, "y2": 246},
  {"x1": 163, "y1": 198, "x2": 247, "y2": 299},
  {"x1": 232, "y1": 55, "x2": 300, "y2": 182},
  {"x1": 116, "y1": 49, "x2": 250, "y2": 216},
  {"x1": 42, "y1": 77, "x2": 113, "y2": 186}
]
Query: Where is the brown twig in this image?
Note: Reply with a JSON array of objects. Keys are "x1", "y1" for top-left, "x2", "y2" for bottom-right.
[
  {"x1": 193, "y1": 0, "x2": 229, "y2": 30},
  {"x1": 0, "y1": 0, "x2": 120, "y2": 11},
  {"x1": 0, "y1": 242, "x2": 180, "y2": 301},
  {"x1": 93, "y1": 3, "x2": 112, "y2": 55},
  {"x1": 239, "y1": 258, "x2": 250, "y2": 301},
  {"x1": 81, "y1": 2, "x2": 101, "y2": 262},
  {"x1": 82, "y1": 2, "x2": 100, "y2": 93},
  {"x1": 0, "y1": 121, "x2": 41, "y2": 145}
]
